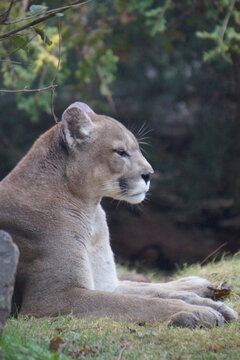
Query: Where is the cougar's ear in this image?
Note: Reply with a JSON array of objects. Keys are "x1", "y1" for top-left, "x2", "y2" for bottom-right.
[{"x1": 61, "y1": 103, "x2": 94, "y2": 149}]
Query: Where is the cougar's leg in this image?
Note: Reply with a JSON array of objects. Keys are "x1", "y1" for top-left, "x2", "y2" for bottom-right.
[
  {"x1": 116, "y1": 277, "x2": 214, "y2": 297},
  {"x1": 20, "y1": 286, "x2": 226, "y2": 328},
  {"x1": 115, "y1": 281, "x2": 238, "y2": 322}
]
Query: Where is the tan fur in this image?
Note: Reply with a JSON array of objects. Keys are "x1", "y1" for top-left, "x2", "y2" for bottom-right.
[{"x1": 0, "y1": 103, "x2": 237, "y2": 328}]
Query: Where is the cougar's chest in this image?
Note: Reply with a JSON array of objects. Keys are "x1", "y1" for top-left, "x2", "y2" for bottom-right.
[{"x1": 88, "y1": 204, "x2": 119, "y2": 292}]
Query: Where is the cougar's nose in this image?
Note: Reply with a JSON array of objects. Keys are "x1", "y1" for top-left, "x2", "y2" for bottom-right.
[
  {"x1": 141, "y1": 173, "x2": 150, "y2": 184},
  {"x1": 141, "y1": 168, "x2": 154, "y2": 184}
]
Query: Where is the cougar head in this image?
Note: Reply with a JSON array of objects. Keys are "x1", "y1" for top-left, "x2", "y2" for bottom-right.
[{"x1": 60, "y1": 102, "x2": 153, "y2": 204}]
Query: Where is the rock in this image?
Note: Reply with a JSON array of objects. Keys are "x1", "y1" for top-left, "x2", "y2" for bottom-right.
[{"x1": 0, "y1": 231, "x2": 19, "y2": 335}]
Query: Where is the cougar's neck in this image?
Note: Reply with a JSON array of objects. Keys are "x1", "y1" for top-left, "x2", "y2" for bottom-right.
[
  {"x1": 2, "y1": 124, "x2": 103, "y2": 210},
  {"x1": 2, "y1": 124, "x2": 66, "y2": 190}
]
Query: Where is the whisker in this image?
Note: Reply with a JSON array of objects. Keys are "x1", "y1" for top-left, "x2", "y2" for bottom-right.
[
  {"x1": 144, "y1": 192, "x2": 152, "y2": 201},
  {"x1": 128, "y1": 120, "x2": 139, "y2": 136},
  {"x1": 136, "y1": 203, "x2": 145, "y2": 212},
  {"x1": 142, "y1": 129, "x2": 153, "y2": 138},
  {"x1": 140, "y1": 147, "x2": 149, "y2": 156},
  {"x1": 138, "y1": 121, "x2": 148, "y2": 133},
  {"x1": 137, "y1": 121, "x2": 147, "y2": 136},
  {"x1": 116, "y1": 200, "x2": 121, "y2": 209},
  {"x1": 137, "y1": 134, "x2": 152, "y2": 141},
  {"x1": 139, "y1": 128, "x2": 154, "y2": 137},
  {"x1": 143, "y1": 198, "x2": 150, "y2": 204},
  {"x1": 101, "y1": 183, "x2": 121, "y2": 194},
  {"x1": 138, "y1": 141, "x2": 151, "y2": 146}
]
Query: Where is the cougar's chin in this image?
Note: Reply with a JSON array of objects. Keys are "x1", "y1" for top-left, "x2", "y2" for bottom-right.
[
  {"x1": 105, "y1": 191, "x2": 146, "y2": 204},
  {"x1": 103, "y1": 178, "x2": 149, "y2": 204},
  {"x1": 124, "y1": 191, "x2": 146, "y2": 204}
]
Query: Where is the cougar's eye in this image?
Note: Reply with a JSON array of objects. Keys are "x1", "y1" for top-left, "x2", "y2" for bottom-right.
[{"x1": 114, "y1": 148, "x2": 129, "y2": 157}]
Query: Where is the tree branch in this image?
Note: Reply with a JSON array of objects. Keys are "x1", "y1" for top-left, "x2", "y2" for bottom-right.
[
  {"x1": 50, "y1": 20, "x2": 62, "y2": 123},
  {"x1": 0, "y1": 58, "x2": 32, "y2": 65},
  {"x1": 0, "y1": 84, "x2": 57, "y2": 93},
  {"x1": 0, "y1": 0, "x2": 15, "y2": 24},
  {"x1": 96, "y1": 65, "x2": 116, "y2": 113},
  {"x1": 200, "y1": 243, "x2": 227, "y2": 266},
  {"x1": 0, "y1": 0, "x2": 89, "y2": 41},
  {"x1": 218, "y1": 0, "x2": 236, "y2": 52}
]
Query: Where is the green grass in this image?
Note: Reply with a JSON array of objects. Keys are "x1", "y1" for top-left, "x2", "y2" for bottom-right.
[{"x1": 1, "y1": 254, "x2": 240, "y2": 360}]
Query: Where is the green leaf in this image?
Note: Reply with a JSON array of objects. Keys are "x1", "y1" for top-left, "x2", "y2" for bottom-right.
[
  {"x1": 11, "y1": 35, "x2": 27, "y2": 51},
  {"x1": 29, "y1": 5, "x2": 48, "y2": 16},
  {"x1": 45, "y1": 37, "x2": 52, "y2": 46},
  {"x1": 220, "y1": 0, "x2": 229, "y2": 7},
  {"x1": 33, "y1": 27, "x2": 44, "y2": 39},
  {"x1": 56, "y1": 13, "x2": 64, "y2": 17},
  {"x1": 34, "y1": 27, "x2": 52, "y2": 46}
]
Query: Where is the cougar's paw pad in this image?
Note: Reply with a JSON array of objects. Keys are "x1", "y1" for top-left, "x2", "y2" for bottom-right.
[
  {"x1": 168, "y1": 311, "x2": 200, "y2": 329},
  {"x1": 217, "y1": 302, "x2": 238, "y2": 321},
  {"x1": 168, "y1": 308, "x2": 225, "y2": 329}
]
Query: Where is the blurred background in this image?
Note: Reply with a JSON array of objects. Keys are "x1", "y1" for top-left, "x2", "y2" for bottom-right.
[{"x1": 1, "y1": 0, "x2": 240, "y2": 270}]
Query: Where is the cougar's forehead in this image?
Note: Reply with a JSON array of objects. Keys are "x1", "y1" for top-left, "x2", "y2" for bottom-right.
[{"x1": 89, "y1": 113, "x2": 139, "y2": 148}]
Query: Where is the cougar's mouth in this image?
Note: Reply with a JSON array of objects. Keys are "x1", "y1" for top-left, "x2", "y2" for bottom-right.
[
  {"x1": 118, "y1": 177, "x2": 149, "y2": 204},
  {"x1": 126, "y1": 191, "x2": 146, "y2": 204},
  {"x1": 130, "y1": 191, "x2": 146, "y2": 197}
]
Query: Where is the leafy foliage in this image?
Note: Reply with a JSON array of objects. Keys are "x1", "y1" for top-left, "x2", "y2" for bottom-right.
[
  {"x1": 197, "y1": 0, "x2": 240, "y2": 62},
  {"x1": 1, "y1": 0, "x2": 240, "y2": 231}
]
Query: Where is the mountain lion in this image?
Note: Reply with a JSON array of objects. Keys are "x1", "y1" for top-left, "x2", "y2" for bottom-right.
[{"x1": 0, "y1": 102, "x2": 237, "y2": 328}]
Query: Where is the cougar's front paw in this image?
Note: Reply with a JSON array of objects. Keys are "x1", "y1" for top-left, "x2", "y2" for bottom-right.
[
  {"x1": 168, "y1": 307, "x2": 225, "y2": 329},
  {"x1": 170, "y1": 276, "x2": 215, "y2": 298},
  {"x1": 216, "y1": 302, "x2": 238, "y2": 321},
  {"x1": 167, "y1": 291, "x2": 238, "y2": 322}
]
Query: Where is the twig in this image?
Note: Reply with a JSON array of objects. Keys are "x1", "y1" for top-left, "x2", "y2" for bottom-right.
[
  {"x1": 200, "y1": 242, "x2": 227, "y2": 266},
  {"x1": 9, "y1": 33, "x2": 37, "y2": 57},
  {"x1": 218, "y1": 0, "x2": 236, "y2": 52},
  {"x1": 117, "y1": 345, "x2": 127, "y2": 360},
  {"x1": 0, "y1": 84, "x2": 57, "y2": 93},
  {"x1": 0, "y1": 0, "x2": 15, "y2": 24},
  {"x1": 0, "y1": 0, "x2": 89, "y2": 41},
  {"x1": 50, "y1": 20, "x2": 62, "y2": 123},
  {"x1": 0, "y1": 59, "x2": 32, "y2": 65},
  {"x1": 96, "y1": 64, "x2": 116, "y2": 113},
  {"x1": 6, "y1": 0, "x2": 91, "y2": 25}
]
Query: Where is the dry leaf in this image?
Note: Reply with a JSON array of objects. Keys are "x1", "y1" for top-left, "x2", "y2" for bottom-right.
[
  {"x1": 49, "y1": 336, "x2": 64, "y2": 352},
  {"x1": 137, "y1": 321, "x2": 146, "y2": 326},
  {"x1": 79, "y1": 341, "x2": 97, "y2": 355},
  {"x1": 208, "y1": 284, "x2": 232, "y2": 300},
  {"x1": 127, "y1": 326, "x2": 136, "y2": 333}
]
